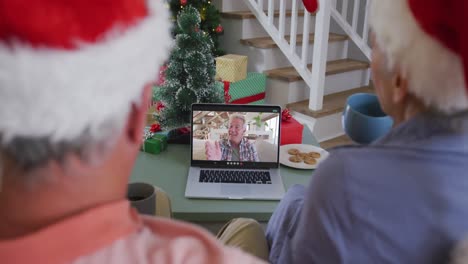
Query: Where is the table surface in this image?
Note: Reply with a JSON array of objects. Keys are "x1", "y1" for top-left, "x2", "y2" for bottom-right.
[{"x1": 130, "y1": 127, "x2": 319, "y2": 222}]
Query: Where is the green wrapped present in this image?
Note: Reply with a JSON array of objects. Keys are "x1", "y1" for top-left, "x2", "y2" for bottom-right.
[
  {"x1": 141, "y1": 132, "x2": 168, "y2": 155},
  {"x1": 218, "y1": 72, "x2": 266, "y2": 105}
]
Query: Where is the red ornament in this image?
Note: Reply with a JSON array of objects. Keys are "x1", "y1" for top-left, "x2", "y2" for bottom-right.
[
  {"x1": 156, "y1": 64, "x2": 167, "y2": 86},
  {"x1": 302, "y1": 0, "x2": 319, "y2": 13},
  {"x1": 215, "y1": 25, "x2": 223, "y2": 33},
  {"x1": 155, "y1": 101, "x2": 165, "y2": 111},
  {"x1": 180, "y1": 0, "x2": 187, "y2": 6},
  {"x1": 150, "y1": 123, "x2": 161, "y2": 133},
  {"x1": 281, "y1": 109, "x2": 292, "y2": 122}
]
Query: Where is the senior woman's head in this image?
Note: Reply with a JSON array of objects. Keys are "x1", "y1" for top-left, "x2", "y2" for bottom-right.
[{"x1": 369, "y1": 0, "x2": 468, "y2": 123}]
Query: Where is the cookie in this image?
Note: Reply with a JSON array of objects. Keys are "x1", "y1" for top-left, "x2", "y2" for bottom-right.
[
  {"x1": 289, "y1": 155, "x2": 303, "y2": 163},
  {"x1": 288, "y1": 148, "x2": 300, "y2": 155},
  {"x1": 304, "y1": 157, "x2": 317, "y2": 165},
  {"x1": 297, "y1": 152, "x2": 308, "y2": 159},
  {"x1": 307, "y1": 152, "x2": 321, "y2": 159}
]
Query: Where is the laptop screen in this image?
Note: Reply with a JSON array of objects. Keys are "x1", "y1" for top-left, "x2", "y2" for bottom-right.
[{"x1": 191, "y1": 103, "x2": 281, "y2": 169}]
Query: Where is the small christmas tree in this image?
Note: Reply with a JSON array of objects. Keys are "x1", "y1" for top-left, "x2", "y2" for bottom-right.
[
  {"x1": 155, "y1": 6, "x2": 224, "y2": 128},
  {"x1": 170, "y1": 0, "x2": 224, "y2": 56}
]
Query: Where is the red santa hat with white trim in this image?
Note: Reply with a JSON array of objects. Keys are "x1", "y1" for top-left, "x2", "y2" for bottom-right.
[
  {"x1": 0, "y1": 0, "x2": 172, "y2": 145},
  {"x1": 369, "y1": 0, "x2": 468, "y2": 114}
]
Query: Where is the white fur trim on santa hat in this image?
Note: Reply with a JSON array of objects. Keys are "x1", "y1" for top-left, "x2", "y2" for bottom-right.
[
  {"x1": 369, "y1": 0, "x2": 468, "y2": 114},
  {"x1": 0, "y1": 0, "x2": 172, "y2": 145}
]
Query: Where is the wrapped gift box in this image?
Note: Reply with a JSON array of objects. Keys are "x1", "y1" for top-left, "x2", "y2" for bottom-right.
[
  {"x1": 146, "y1": 105, "x2": 157, "y2": 125},
  {"x1": 220, "y1": 72, "x2": 266, "y2": 105},
  {"x1": 141, "y1": 133, "x2": 168, "y2": 155},
  {"x1": 215, "y1": 54, "x2": 248, "y2": 82},
  {"x1": 280, "y1": 117, "x2": 304, "y2": 145}
]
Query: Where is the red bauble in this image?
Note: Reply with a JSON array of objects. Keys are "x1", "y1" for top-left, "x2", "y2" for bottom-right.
[
  {"x1": 302, "y1": 0, "x2": 318, "y2": 13},
  {"x1": 150, "y1": 123, "x2": 161, "y2": 133},
  {"x1": 215, "y1": 25, "x2": 223, "y2": 33},
  {"x1": 180, "y1": 0, "x2": 187, "y2": 6}
]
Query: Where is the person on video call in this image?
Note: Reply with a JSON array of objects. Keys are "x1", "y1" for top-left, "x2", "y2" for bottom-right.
[
  {"x1": 0, "y1": 0, "x2": 269, "y2": 263},
  {"x1": 205, "y1": 114, "x2": 260, "y2": 162}
]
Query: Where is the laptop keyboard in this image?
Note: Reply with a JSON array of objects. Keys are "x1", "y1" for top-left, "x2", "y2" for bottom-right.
[{"x1": 199, "y1": 170, "x2": 272, "y2": 184}]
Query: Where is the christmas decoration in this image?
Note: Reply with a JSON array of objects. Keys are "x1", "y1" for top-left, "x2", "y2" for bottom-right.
[
  {"x1": 280, "y1": 117, "x2": 304, "y2": 145},
  {"x1": 302, "y1": 0, "x2": 319, "y2": 13},
  {"x1": 155, "y1": 6, "x2": 224, "y2": 128},
  {"x1": 221, "y1": 72, "x2": 266, "y2": 105},
  {"x1": 215, "y1": 54, "x2": 248, "y2": 82},
  {"x1": 141, "y1": 127, "x2": 168, "y2": 155},
  {"x1": 215, "y1": 24, "x2": 223, "y2": 33},
  {"x1": 156, "y1": 64, "x2": 168, "y2": 86},
  {"x1": 169, "y1": 0, "x2": 224, "y2": 56},
  {"x1": 282, "y1": 109, "x2": 292, "y2": 122}
]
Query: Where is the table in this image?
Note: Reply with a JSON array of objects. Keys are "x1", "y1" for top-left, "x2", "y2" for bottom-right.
[{"x1": 130, "y1": 126, "x2": 319, "y2": 222}]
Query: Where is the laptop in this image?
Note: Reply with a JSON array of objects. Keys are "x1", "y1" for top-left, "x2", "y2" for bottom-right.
[{"x1": 185, "y1": 103, "x2": 285, "y2": 200}]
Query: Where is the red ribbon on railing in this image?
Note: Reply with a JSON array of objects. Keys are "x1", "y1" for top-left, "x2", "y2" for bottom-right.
[{"x1": 302, "y1": 0, "x2": 318, "y2": 13}]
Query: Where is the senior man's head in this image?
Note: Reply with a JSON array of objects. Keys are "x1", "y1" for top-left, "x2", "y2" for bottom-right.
[
  {"x1": 369, "y1": 0, "x2": 468, "y2": 123},
  {"x1": 0, "y1": 0, "x2": 171, "y2": 186}
]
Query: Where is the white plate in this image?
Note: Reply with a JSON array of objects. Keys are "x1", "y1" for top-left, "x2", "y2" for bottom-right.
[{"x1": 279, "y1": 144, "x2": 329, "y2": 169}]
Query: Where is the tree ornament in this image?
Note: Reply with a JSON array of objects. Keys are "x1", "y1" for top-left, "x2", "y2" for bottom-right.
[
  {"x1": 215, "y1": 24, "x2": 223, "y2": 33},
  {"x1": 180, "y1": 0, "x2": 187, "y2": 6}
]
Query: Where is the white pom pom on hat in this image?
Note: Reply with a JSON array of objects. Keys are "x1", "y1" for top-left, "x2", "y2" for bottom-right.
[
  {"x1": 369, "y1": 0, "x2": 468, "y2": 114},
  {"x1": 0, "y1": 0, "x2": 172, "y2": 144}
]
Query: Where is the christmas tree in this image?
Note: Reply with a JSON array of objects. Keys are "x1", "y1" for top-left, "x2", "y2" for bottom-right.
[
  {"x1": 155, "y1": 6, "x2": 224, "y2": 128},
  {"x1": 169, "y1": 0, "x2": 224, "y2": 56}
]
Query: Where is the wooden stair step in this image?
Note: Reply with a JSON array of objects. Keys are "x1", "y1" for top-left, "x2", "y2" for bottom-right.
[
  {"x1": 240, "y1": 33, "x2": 347, "y2": 49},
  {"x1": 320, "y1": 134, "x2": 354, "y2": 149},
  {"x1": 222, "y1": 9, "x2": 307, "y2": 19},
  {"x1": 265, "y1": 59, "x2": 369, "y2": 82},
  {"x1": 287, "y1": 86, "x2": 374, "y2": 118}
]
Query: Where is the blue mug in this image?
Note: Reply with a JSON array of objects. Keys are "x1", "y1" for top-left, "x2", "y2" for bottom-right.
[{"x1": 342, "y1": 93, "x2": 393, "y2": 144}]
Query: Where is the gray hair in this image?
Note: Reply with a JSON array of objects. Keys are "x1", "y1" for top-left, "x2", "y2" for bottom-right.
[
  {"x1": 229, "y1": 113, "x2": 247, "y2": 129},
  {"x1": 0, "y1": 118, "x2": 122, "y2": 174}
]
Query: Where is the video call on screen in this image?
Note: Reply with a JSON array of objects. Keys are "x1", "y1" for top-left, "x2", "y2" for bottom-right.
[{"x1": 192, "y1": 111, "x2": 280, "y2": 162}]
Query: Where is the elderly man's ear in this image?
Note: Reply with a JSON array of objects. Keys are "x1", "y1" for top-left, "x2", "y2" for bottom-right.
[
  {"x1": 126, "y1": 84, "x2": 152, "y2": 145},
  {"x1": 391, "y1": 72, "x2": 409, "y2": 105}
]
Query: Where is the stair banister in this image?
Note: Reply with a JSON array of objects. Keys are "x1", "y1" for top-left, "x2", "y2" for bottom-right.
[{"x1": 309, "y1": 0, "x2": 331, "y2": 110}]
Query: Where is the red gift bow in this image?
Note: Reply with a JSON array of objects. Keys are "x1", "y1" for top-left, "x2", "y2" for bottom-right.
[
  {"x1": 150, "y1": 123, "x2": 161, "y2": 133},
  {"x1": 223, "y1": 81, "x2": 266, "y2": 104},
  {"x1": 223, "y1": 81, "x2": 232, "y2": 103},
  {"x1": 282, "y1": 109, "x2": 292, "y2": 122}
]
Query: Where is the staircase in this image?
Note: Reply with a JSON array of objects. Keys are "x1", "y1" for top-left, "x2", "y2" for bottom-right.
[{"x1": 214, "y1": 0, "x2": 372, "y2": 146}]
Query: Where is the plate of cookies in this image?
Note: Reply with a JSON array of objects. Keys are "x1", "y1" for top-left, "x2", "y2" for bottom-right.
[{"x1": 279, "y1": 144, "x2": 329, "y2": 169}]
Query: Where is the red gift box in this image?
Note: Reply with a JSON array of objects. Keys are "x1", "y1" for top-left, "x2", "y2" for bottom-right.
[{"x1": 280, "y1": 117, "x2": 304, "y2": 145}]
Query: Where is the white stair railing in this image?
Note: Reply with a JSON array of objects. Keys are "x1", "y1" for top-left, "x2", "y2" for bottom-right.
[{"x1": 242, "y1": 0, "x2": 372, "y2": 111}]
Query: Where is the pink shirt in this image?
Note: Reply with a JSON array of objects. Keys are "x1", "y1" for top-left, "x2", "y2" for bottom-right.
[{"x1": 0, "y1": 201, "x2": 266, "y2": 264}]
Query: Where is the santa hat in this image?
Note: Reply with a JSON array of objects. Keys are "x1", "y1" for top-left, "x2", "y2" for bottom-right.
[
  {"x1": 0, "y1": 0, "x2": 172, "y2": 145},
  {"x1": 369, "y1": 0, "x2": 468, "y2": 114}
]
